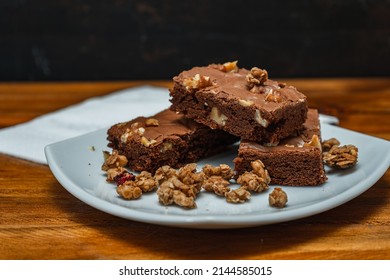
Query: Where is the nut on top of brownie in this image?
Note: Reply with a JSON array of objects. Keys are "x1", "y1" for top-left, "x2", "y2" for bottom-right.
[{"x1": 170, "y1": 61, "x2": 308, "y2": 144}]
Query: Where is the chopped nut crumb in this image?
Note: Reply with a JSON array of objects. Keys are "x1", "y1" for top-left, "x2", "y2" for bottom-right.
[
  {"x1": 220, "y1": 61, "x2": 239, "y2": 73},
  {"x1": 160, "y1": 141, "x2": 173, "y2": 153},
  {"x1": 225, "y1": 187, "x2": 251, "y2": 203},
  {"x1": 254, "y1": 109, "x2": 269, "y2": 128},
  {"x1": 120, "y1": 128, "x2": 133, "y2": 143},
  {"x1": 183, "y1": 74, "x2": 213, "y2": 91},
  {"x1": 323, "y1": 144, "x2": 358, "y2": 169},
  {"x1": 210, "y1": 107, "x2": 228, "y2": 126},
  {"x1": 238, "y1": 99, "x2": 254, "y2": 107},
  {"x1": 322, "y1": 138, "x2": 341, "y2": 152},
  {"x1": 264, "y1": 88, "x2": 284, "y2": 103},
  {"x1": 269, "y1": 187, "x2": 288, "y2": 208},
  {"x1": 246, "y1": 67, "x2": 268, "y2": 91},
  {"x1": 120, "y1": 124, "x2": 145, "y2": 144},
  {"x1": 130, "y1": 122, "x2": 141, "y2": 130},
  {"x1": 140, "y1": 136, "x2": 157, "y2": 147},
  {"x1": 101, "y1": 150, "x2": 128, "y2": 171},
  {"x1": 303, "y1": 134, "x2": 322, "y2": 150},
  {"x1": 145, "y1": 118, "x2": 159, "y2": 127}
]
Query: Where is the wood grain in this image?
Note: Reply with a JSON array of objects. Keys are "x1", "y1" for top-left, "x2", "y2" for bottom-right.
[{"x1": 0, "y1": 79, "x2": 389, "y2": 260}]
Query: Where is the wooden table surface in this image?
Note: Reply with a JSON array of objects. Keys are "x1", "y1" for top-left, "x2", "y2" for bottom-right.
[{"x1": 0, "y1": 79, "x2": 389, "y2": 260}]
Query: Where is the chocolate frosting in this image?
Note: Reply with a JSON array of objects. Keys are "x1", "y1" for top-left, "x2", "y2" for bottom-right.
[
  {"x1": 114, "y1": 109, "x2": 201, "y2": 144},
  {"x1": 174, "y1": 64, "x2": 307, "y2": 112}
]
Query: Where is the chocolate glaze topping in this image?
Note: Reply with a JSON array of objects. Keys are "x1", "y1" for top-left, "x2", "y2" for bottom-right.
[{"x1": 174, "y1": 64, "x2": 307, "y2": 112}]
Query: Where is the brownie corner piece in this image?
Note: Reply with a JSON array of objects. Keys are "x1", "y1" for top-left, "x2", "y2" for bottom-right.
[
  {"x1": 234, "y1": 109, "x2": 327, "y2": 186},
  {"x1": 107, "y1": 109, "x2": 238, "y2": 173},
  {"x1": 169, "y1": 63, "x2": 308, "y2": 144}
]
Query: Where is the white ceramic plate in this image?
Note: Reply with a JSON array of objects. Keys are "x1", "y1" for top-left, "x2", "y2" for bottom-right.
[{"x1": 45, "y1": 124, "x2": 390, "y2": 229}]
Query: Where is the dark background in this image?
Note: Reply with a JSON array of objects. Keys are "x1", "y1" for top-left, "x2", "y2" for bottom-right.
[{"x1": 1, "y1": 0, "x2": 389, "y2": 81}]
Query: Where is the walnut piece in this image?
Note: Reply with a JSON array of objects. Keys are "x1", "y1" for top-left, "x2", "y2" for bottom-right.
[
  {"x1": 303, "y1": 134, "x2": 322, "y2": 150},
  {"x1": 160, "y1": 141, "x2": 173, "y2": 153},
  {"x1": 116, "y1": 171, "x2": 156, "y2": 200},
  {"x1": 183, "y1": 74, "x2": 213, "y2": 91},
  {"x1": 269, "y1": 187, "x2": 288, "y2": 208},
  {"x1": 202, "y1": 176, "x2": 231, "y2": 196},
  {"x1": 220, "y1": 61, "x2": 239, "y2": 73},
  {"x1": 141, "y1": 136, "x2": 157, "y2": 147},
  {"x1": 120, "y1": 124, "x2": 145, "y2": 144},
  {"x1": 246, "y1": 67, "x2": 268, "y2": 90},
  {"x1": 237, "y1": 160, "x2": 270, "y2": 193},
  {"x1": 251, "y1": 160, "x2": 271, "y2": 183},
  {"x1": 117, "y1": 182, "x2": 143, "y2": 200},
  {"x1": 177, "y1": 163, "x2": 204, "y2": 190},
  {"x1": 156, "y1": 163, "x2": 205, "y2": 209},
  {"x1": 157, "y1": 177, "x2": 197, "y2": 208},
  {"x1": 264, "y1": 88, "x2": 284, "y2": 103},
  {"x1": 101, "y1": 150, "x2": 128, "y2": 171},
  {"x1": 323, "y1": 144, "x2": 358, "y2": 169},
  {"x1": 133, "y1": 171, "x2": 157, "y2": 192},
  {"x1": 237, "y1": 171, "x2": 269, "y2": 193},
  {"x1": 254, "y1": 109, "x2": 269, "y2": 128},
  {"x1": 145, "y1": 118, "x2": 159, "y2": 127},
  {"x1": 210, "y1": 107, "x2": 228, "y2": 126},
  {"x1": 322, "y1": 137, "x2": 340, "y2": 152},
  {"x1": 202, "y1": 164, "x2": 234, "y2": 181},
  {"x1": 239, "y1": 99, "x2": 254, "y2": 107},
  {"x1": 154, "y1": 165, "x2": 178, "y2": 185},
  {"x1": 225, "y1": 187, "x2": 251, "y2": 203}
]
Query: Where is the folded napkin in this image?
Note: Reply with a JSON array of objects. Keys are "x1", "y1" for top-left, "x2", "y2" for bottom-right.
[{"x1": 0, "y1": 85, "x2": 171, "y2": 164}]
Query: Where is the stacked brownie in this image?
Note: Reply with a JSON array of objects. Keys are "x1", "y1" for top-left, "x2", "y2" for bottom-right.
[
  {"x1": 234, "y1": 109, "x2": 327, "y2": 186},
  {"x1": 169, "y1": 62, "x2": 326, "y2": 186},
  {"x1": 107, "y1": 109, "x2": 238, "y2": 173},
  {"x1": 107, "y1": 62, "x2": 327, "y2": 186}
]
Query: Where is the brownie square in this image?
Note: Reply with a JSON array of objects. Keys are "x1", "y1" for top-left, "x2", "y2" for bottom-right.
[
  {"x1": 170, "y1": 63, "x2": 308, "y2": 144},
  {"x1": 107, "y1": 109, "x2": 239, "y2": 173},
  {"x1": 234, "y1": 109, "x2": 327, "y2": 186}
]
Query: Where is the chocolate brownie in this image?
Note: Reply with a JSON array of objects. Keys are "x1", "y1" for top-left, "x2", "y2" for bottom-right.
[
  {"x1": 170, "y1": 62, "x2": 308, "y2": 144},
  {"x1": 107, "y1": 109, "x2": 239, "y2": 173},
  {"x1": 234, "y1": 109, "x2": 327, "y2": 186}
]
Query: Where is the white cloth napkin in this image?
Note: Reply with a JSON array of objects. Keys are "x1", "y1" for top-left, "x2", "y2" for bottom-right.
[{"x1": 0, "y1": 85, "x2": 171, "y2": 164}]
